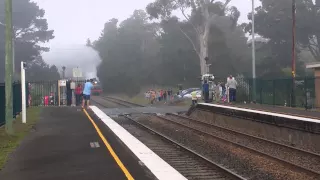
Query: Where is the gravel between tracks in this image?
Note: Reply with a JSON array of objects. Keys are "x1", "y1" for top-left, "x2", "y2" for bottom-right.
[
  {"x1": 137, "y1": 115, "x2": 318, "y2": 180},
  {"x1": 116, "y1": 116, "x2": 242, "y2": 180},
  {"x1": 190, "y1": 109, "x2": 320, "y2": 154},
  {"x1": 91, "y1": 96, "x2": 123, "y2": 108},
  {"x1": 166, "y1": 114, "x2": 320, "y2": 174}
]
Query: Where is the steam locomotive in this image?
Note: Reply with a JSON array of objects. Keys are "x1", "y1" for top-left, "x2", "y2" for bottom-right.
[{"x1": 91, "y1": 79, "x2": 103, "y2": 96}]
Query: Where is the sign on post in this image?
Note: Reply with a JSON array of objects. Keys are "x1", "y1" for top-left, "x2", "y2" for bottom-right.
[
  {"x1": 59, "y1": 80, "x2": 66, "y2": 87},
  {"x1": 73, "y1": 68, "x2": 82, "y2": 78}
]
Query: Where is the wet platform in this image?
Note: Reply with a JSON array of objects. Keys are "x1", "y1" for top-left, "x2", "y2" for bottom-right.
[
  {"x1": 197, "y1": 103, "x2": 320, "y2": 134},
  {"x1": 100, "y1": 106, "x2": 188, "y2": 116},
  {"x1": 228, "y1": 103, "x2": 320, "y2": 119},
  {"x1": 0, "y1": 107, "x2": 155, "y2": 180}
]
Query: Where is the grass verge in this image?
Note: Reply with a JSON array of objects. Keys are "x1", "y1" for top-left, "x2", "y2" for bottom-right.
[{"x1": 0, "y1": 107, "x2": 42, "y2": 170}]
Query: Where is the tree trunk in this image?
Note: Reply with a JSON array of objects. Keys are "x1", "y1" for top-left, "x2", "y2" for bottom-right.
[
  {"x1": 198, "y1": 22, "x2": 210, "y2": 75},
  {"x1": 199, "y1": 37, "x2": 208, "y2": 74}
]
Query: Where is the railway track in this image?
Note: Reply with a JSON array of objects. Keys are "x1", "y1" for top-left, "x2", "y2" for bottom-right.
[
  {"x1": 92, "y1": 97, "x2": 246, "y2": 180},
  {"x1": 92, "y1": 96, "x2": 320, "y2": 179},
  {"x1": 166, "y1": 113, "x2": 320, "y2": 172},
  {"x1": 100, "y1": 96, "x2": 144, "y2": 107},
  {"x1": 155, "y1": 114, "x2": 320, "y2": 177}
]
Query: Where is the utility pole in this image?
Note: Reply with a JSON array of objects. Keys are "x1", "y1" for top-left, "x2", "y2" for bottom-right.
[
  {"x1": 251, "y1": 0, "x2": 256, "y2": 103},
  {"x1": 291, "y1": 0, "x2": 296, "y2": 107},
  {"x1": 5, "y1": 0, "x2": 13, "y2": 134}
]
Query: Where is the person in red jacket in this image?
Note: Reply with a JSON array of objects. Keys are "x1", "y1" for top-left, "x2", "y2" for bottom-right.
[{"x1": 75, "y1": 84, "x2": 82, "y2": 106}]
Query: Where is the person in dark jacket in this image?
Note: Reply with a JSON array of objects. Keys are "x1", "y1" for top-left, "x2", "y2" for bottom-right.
[
  {"x1": 202, "y1": 80, "x2": 209, "y2": 103},
  {"x1": 66, "y1": 80, "x2": 72, "y2": 106}
]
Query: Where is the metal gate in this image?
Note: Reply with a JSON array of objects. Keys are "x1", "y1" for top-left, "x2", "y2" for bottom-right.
[{"x1": 28, "y1": 81, "x2": 58, "y2": 106}]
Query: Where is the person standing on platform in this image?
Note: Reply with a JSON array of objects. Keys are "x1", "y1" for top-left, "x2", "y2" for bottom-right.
[
  {"x1": 82, "y1": 79, "x2": 94, "y2": 109},
  {"x1": 66, "y1": 80, "x2": 72, "y2": 106},
  {"x1": 202, "y1": 80, "x2": 209, "y2": 103},
  {"x1": 226, "y1": 75, "x2": 238, "y2": 103},
  {"x1": 191, "y1": 90, "x2": 198, "y2": 106},
  {"x1": 163, "y1": 90, "x2": 167, "y2": 104},
  {"x1": 221, "y1": 82, "x2": 227, "y2": 103},
  {"x1": 151, "y1": 90, "x2": 156, "y2": 104},
  {"x1": 75, "y1": 84, "x2": 82, "y2": 106}
]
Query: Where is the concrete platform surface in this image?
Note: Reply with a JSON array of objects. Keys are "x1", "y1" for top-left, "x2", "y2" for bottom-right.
[
  {"x1": 228, "y1": 103, "x2": 320, "y2": 119},
  {"x1": 0, "y1": 107, "x2": 155, "y2": 180}
]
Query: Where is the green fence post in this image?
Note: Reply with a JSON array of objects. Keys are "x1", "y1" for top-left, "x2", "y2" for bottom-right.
[
  {"x1": 260, "y1": 86, "x2": 263, "y2": 104},
  {"x1": 304, "y1": 77, "x2": 308, "y2": 110},
  {"x1": 273, "y1": 80, "x2": 276, "y2": 106}
]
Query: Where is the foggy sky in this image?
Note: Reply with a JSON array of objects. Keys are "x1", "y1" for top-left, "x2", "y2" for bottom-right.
[
  {"x1": 34, "y1": 0, "x2": 257, "y2": 47},
  {"x1": 32, "y1": 0, "x2": 259, "y2": 78}
]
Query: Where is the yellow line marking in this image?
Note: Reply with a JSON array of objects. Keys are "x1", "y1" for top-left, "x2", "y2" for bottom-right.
[{"x1": 83, "y1": 109, "x2": 134, "y2": 180}]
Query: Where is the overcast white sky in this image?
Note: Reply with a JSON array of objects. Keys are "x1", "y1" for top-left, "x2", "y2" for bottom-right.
[{"x1": 33, "y1": 0, "x2": 259, "y2": 47}]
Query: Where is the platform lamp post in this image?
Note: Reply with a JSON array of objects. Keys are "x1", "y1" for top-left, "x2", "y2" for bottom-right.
[
  {"x1": 251, "y1": 0, "x2": 257, "y2": 103},
  {"x1": 291, "y1": 0, "x2": 296, "y2": 107}
]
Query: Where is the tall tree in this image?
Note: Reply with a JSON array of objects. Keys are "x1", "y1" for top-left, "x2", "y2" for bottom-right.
[
  {"x1": 95, "y1": 9, "x2": 250, "y2": 95},
  {"x1": 0, "y1": 0, "x2": 57, "y2": 81},
  {"x1": 244, "y1": 0, "x2": 320, "y2": 77},
  {"x1": 146, "y1": 0, "x2": 239, "y2": 74},
  {"x1": 86, "y1": 38, "x2": 92, "y2": 47},
  {"x1": 95, "y1": 10, "x2": 161, "y2": 95},
  {"x1": 26, "y1": 57, "x2": 60, "y2": 81}
]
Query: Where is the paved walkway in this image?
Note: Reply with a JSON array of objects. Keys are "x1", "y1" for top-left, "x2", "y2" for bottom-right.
[{"x1": 0, "y1": 107, "x2": 155, "y2": 180}]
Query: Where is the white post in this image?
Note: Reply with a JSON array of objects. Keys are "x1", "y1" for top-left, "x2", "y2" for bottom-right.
[
  {"x1": 70, "y1": 81, "x2": 76, "y2": 106},
  {"x1": 12, "y1": 38, "x2": 15, "y2": 73},
  {"x1": 21, "y1": 61, "x2": 26, "y2": 123}
]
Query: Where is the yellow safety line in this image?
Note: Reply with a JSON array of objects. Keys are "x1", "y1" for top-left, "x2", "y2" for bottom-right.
[{"x1": 83, "y1": 109, "x2": 134, "y2": 180}]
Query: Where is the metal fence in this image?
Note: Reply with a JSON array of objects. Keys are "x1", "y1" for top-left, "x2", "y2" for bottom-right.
[
  {"x1": 235, "y1": 77, "x2": 317, "y2": 109},
  {"x1": 28, "y1": 81, "x2": 58, "y2": 106},
  {"x1": 0, "y1": 83, "x2": 4, "y2": 126},
  {"x1": 0, "y1": 82, "x2": 24, "y2": 126},
  {"x1": 0, "y1": 80, "x2": 90, "y2": 126},
  {"x1": 28, "y1": 80, "x2": 86, "y2": 106}
]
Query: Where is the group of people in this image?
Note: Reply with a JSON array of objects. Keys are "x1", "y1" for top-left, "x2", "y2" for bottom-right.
[
  {"x1": 196, "y1": 75, "x2": 238, "y2": 105},
  {"x1": 145, "y1": 89, "x2": 173, "y2": 104},
  {"x1": 73, "y1": 79, "x2": 94, "y2": 109}
]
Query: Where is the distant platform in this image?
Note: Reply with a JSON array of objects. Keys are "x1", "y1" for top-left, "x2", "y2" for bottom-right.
[
  {"x1": 196, "y1": 103, "x2": 320, "y2": 134},
  {"x1": 100, "y1": 106, "x2": 188, "y2": 116}
]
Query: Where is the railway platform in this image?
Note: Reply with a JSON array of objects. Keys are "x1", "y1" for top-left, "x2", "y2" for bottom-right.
[
  {"x1": 0, "y1": 107, "x2": 174, "y2": 180},
  {"x1": 227, "y1": 103, "x2": 320, "y2": 119}
]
